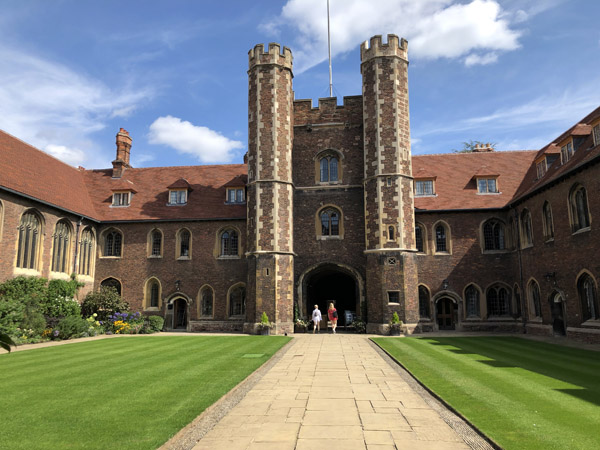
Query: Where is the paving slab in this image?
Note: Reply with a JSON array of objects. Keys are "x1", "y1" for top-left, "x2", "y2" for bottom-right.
[{"x1": 186, "y1": 334, "x2": 493, "y2": 450}]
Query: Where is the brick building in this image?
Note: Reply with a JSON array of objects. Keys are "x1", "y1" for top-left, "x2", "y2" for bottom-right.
[{"x1": 1, "y1": 35, "x2": 599, "y2": 340}]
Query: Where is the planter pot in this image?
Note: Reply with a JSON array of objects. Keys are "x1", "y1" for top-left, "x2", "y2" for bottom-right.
[
  {"x1": 390, "y1": 326, "x2": 402, "y2": 336},
  {"x1": 260, "y1": 327, "x2": 271, "y2": 336},
  {"x1": 294, "y1": 325, "x2": 307, "y2": 333}
]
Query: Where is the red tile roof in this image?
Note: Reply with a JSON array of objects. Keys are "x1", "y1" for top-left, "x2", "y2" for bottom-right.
[
  {"x1": 413, "y1": 151, "x2": 538, "y2": 211},
  {"x1": 0, "y1": 130, "x2": 98, "y2": 218}
]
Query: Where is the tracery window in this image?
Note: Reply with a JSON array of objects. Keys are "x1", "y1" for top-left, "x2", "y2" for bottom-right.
[
  {"x1": 578, "y1": 274, "x2": 598, "y2": 322},
  {"x1": 569, "y1": 185, "x2": 590, "y2": 232},
  {"x1": 542, "y1": 201, "x2": 554, "y2": 240},
  {"x1": 487, "y1": 285, "x2": 510, "y2": 316},
  {"x1": 465, "y1": 285, "x2": 480, "y2": 318},
  {"x1": 229, "y1": 285, "x2": 246, "y2": 316},
  {"x1": 520, "y1": 209, "x2": 533, "y2": 247},
  {"x1": 51, "y1": 220, "x2": 71, "y2": 273},
  {"x1": 418, "y1": 286, "x2": 430, "y2": 318},
  {"x1": 319, "y1": 154, "x2": 339, "y2": 182},
  {"x1": 200, "y1": 286, "x2": 214, "y2": 317},
  {"x1": 78, "y1": 228, "x2": 94, "y2": 276},
  {"x1": 320, "y1": 208, "x2": 340, "y2": 236},
  {"x1": 220, "y1": 229, "x2": 239, "y2": 256},
  {"x1": 483, "y1": 219, "x2": 505, "y2": 251},
  {"x1": 528, "y1": 280, "x2": 542, "y2": 318},
  {"x1": 16, "y1": 211, "x2": 42, "y2": 269},
  {"x1": 104, "y1": 229, "x2": 122, "y2": 257}
]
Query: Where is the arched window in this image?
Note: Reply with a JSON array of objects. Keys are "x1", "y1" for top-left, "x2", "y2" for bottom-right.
[
  {"x1": 520, "y1": 209, "x2": 533, "y2": 247},
  {"x1": 177, "y1": 229, "x2": 191, "y2": 258},
  {"x1": 570, "y1": 185, "x2": 591, "y2": 232},
  {"x1": 487, "y1": 285, "x2": 510, "y2": 316},
  {"x1": 16, "y1": 211, "x2": 42, "y2": 269},
  {"x1": 104, "y1": 229, "x2": 122, "y2": 257},
  {"x1": 418, "y1": 286, "x2": 430, "y2": 318},
  {"x1": 542, "y1": 201, "x2": 554, "y2": 240},
  {"x1": 229, "y1": 285, "x2": 246, "y2": 316},
  {"x1": 149, "y1": 229, "x2": 162, "y2": 257},
  {"x1": 101, "y1": 277, "x2": 122, "y2": 296},
  {"x1": 320, "y1": 208, "x2": 340, "y2": 236},
  {"x1": 388, "y1": 226, "x2": 395, "y2": 242},
  {"x1": 483, "y1": 219, "x2": 505, "y2": 251},
  {"x1": 513, "y1": 284, "x2": 522, "y2": 317},
  {"x1": 78, "y1": 228, "x2": 94, "y2": 276},
  {"x1": 220, "y1": 229, "x2": 239, "y2": 256},
  {"x1": 578, "y1": 274, "x2": 598, "y2": 321},
  {"x1": 415, "y1": 224, "x2": 425, "y2": 253},
  {"x1": 434, "y1": 223, "x2": 449, "y2": 253},
  {"x1": 200, "y1": 286, "x2": 214, "y2": 317},
  {"x1": 145, "y1": 278, "x2": 160, "y2": 309},
  {"x1": 51, "y1": 220, "x2": 71, "y2": 273},
  {"x1": 465, "y1": 285, "x2": 480, "y2": 318},
  {"x1": 319, "y1": 154, "x2": 339, "y2": 182},
  {"x1": 528, "y1": 280, "x2": 542, "y2": 318}
]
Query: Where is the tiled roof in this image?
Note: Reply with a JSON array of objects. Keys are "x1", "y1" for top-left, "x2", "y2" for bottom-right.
[
  {"x1": 82, "y1": 165, "x2": 247, "y2": 221},
  {"x1": 413, "y1": 151, "x2": 538, "y2": 211},
  {"x1": 0, "y1": 130, "x2": 98, "y2": 218}
]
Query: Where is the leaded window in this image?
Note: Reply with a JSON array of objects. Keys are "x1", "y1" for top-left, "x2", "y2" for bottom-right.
[
  {"x1": 319, "y1": 155, "x2": 339, "y2": 182},
  {"x1": 570, "y1": 185, "x2": 590, "y2": 232},
  {"x1": 169, "y1": 190, "x2": 187, "y2": 205},
  {"x1": 418, "y1": 286, "x2": 430, "y2": 318},
  {"x1": 320, "y1": 208, "x2": 340, "y2": 236},
  {"x1": 415, "y1": 225, "x2": 424, "y2": 252},
  {"x1": 487, "y1": 285, "x2": 510, "y2": 316},
  {"x1": 465, "y1": 285, "x2": 480, "y2": 318},
  {"x1": 542, "y1": 202, "x2": 554, "y2": 240},
  {"x1": 477, "y1": 178, "x2": 497, "y2": 193},
  {"x1": 179, "y1": 229, "x2": 190, "y2": 257},
  {"x1": 415, "y1": 180, "x2": 434, "y2": 196},
  {"x1": 578, "y1": 274, "x2": 598, "y2": 321},
  {"x1": 51, "y1": 220, "x2": 71, "y2": 273},
  {"x1": 435, "y1": 224, "x2": 447, "y2": 252},
  {"x1": 593, "y1": 124, "x2": 600, "y2": 147},
  {"x1": 483, "y1": 219, "x2": 505, "y2": 251},
  {"x1": 16, "y1": 212, "x2": 41, "y2": 269},
  {"x1": 104, "y1": 230, "x2": 122, "y2": 257},
  {"x1": 78, "y1": 228, "x2": 94, "y2": 276},
  {"x1": 220, "y1": 229, "x2": 239, "y2": 256},
  {"x1": 151, "y1": 230, "x2": 162, "y2": 256},
  {"x1": 520, "y1": 210, "x2": 533, "y2": 247},
  {"x1": 150, "y1": 280, "x2": 159, "y2": 308},
  {"x1": 229, "y1": 286, "x2": 246, "y2": 316},
  {"x1": 201, "y1": 287, "x2": 213, "y2": 317},
  {"x1": 529, "y1": 281, "x2": 542, "y2": 318}
]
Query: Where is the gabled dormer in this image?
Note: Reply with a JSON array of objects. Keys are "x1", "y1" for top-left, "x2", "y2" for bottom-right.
[
  {"x1": 534, "y1": 144, "x2": 560, "y2": 179},
  {"x1": 472, "y1": 167, "x2": 499, "y2": 194},
  {"x1": 224, "y1": 175, "x2": 247, "y2": 204},
  {"x1": 413, "y1": 167, "x2": 437, "y2": 197},
  {"x1": 558, "y1": 124, "x2": 592, "y2": 164},
  {"x1": 111, "y1": 179, "x2": 136, "y2": 207},
  {"x1": 167, "y1": 178, "x2": 192, "y2": 206},
  {"x1": 591, "y1": 117, "x2": 600, "y2": 148}
]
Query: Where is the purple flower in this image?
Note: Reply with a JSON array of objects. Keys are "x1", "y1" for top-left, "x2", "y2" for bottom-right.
[{"x1": 53, "y1": 330, "x2": 60, "y2": 337}]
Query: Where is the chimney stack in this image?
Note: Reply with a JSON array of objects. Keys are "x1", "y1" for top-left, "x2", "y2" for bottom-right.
[{"x1": 112, "y1": 128, "x2": 132, "y2": 178}]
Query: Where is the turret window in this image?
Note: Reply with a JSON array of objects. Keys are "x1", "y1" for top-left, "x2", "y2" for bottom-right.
[
  {"x1": 320, "y1": 208, "x2": 340, "y2": 236},
  {"x1": 320, "y1": 155, "x2": 339, "y2": 182}
]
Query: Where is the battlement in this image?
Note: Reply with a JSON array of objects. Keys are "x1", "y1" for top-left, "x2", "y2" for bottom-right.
[
  {"x1": 248, "y1": 42, "x2": 293, "y2": 70},
  {"x1": 360, "y1": 34, "x2": 408, "y2": 63},
  {"x1": 293, "y1": 96, "x2": 363, "y2": 126}
]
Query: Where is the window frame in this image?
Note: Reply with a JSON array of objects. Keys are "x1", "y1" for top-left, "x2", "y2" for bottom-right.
[
  {"x1": 147, "y1": 228, "x2": 163, "y2": 258},
  {"x1": 542, "y1": 201, "x2": 554, "y2": 241},
  {"x1": 77, "y1": 227, "x2": 95, "y2": 277},
  {"x1": 486, "y1": 284, "x2": 511, "y2": 317},
  {"x1": 560, "y1": 140, "x2": 574, "y2": 164},
  {"x1": 168, "y1": 189, "x2": 188, "y2": 206},
  {"x1": 527, "y1": 280, "x2": 542, "y2": 320},
  {"x1": 15, "y1": 210, "x2": 43, "y2": 272},
  {"x1": 414, "y1": 179, "x2": 435, "y2": 197},
  {"x1": 415, "y1": 223, "x2": 426, "y2": 253},
  {"x1": 476, "y1": 177, "x2": 499, "y2": 194},
  {"x1": 100, "y1": 277, "x2": 122, "y2": 296},
  {"x1": 112, "y1": 191, "x2": 131, "y2": 207},
  {"x1": 226, "y1": 188, "x2": 245, "y2": 204},
  {"x1": 198, "y1": 285, "x2": 215, "y2": 318},
  {"x1": 316, "y1": 206, "x2": 343, "y2": 240},
  {"x1": 219, "y1": 228, "x2": 240, "y2": 258},
  {"x1": 176, "y1": 228, "x2": 192, "y2": 260},
  {"x1": 144, "y1": 278, "x2": 161, "y2": 310},
  {"x1": 569, "y1": 184, "x2": 591, "y2": 233},
  {"x1": 593, "y1": 123, "x2": 600, "y2": 147},
  {"x1": 519, "y1": 209, "x2": 533, "y2": 248},
  {"x1": 228, "y1": 284, "x2": 246, "y2": 317},
  {"x1": 578, "y1": 273, "x2": 599, "y2": 322},
  {"x1": 464, "y1": 284, "x2": 481, "y2": 318},
  {"x1": 482, "y1": 218, "x2": 506, "y2": 252},
  {"x1": 51, "y1": 220, "x2": 72, "y2": 274},
  {"x1": 433, "y1": 221, "x2": 451, "y2": 254},
  {"x1": 102, "y1": 228, "x2": 123, "y2": 258},
  {"x1": 418, "y1": 285, "x2": 431, "y2": 319},
  {"x1": 387, "y1": 291, "x2": 400, "y2": 305}
]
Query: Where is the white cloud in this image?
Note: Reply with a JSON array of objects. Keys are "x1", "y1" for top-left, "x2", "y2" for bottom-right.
[
  {"x1": 45, "y1": 144, "x2": 87, "y2": 166},
  {"x1": 0, "y1": 44, "x2": 153, "y2": 166},
  {"x1": 148, "y1": 116, "x2": 244, "y2": 164},
  {"x1": 262, "y1": 0, "x2": 523, "y2": 72},
  {"x1": 464, "y1": 52, "x2": 498, "y2": 66}
]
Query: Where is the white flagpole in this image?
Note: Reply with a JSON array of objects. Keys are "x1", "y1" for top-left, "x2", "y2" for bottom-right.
[{"x1": 327, "y1": 0, "x2": 333, "y2": 97}]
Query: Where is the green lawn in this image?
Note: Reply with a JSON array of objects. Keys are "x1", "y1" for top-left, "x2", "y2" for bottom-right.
[
  {"x1": 372, "y1": 336, "x2": 600, "y2": 450},
  {"x1": 0, "y1": 336, "x2": 290, "y2": 450}
]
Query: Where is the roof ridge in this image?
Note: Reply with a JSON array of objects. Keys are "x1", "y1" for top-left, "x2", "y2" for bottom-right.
[
  {"x1": 413, "y1": 149, "x2": 537, "y2": 157},
  {"x1": 85, "y1": 162, "x2": 247, "y2": 172}
]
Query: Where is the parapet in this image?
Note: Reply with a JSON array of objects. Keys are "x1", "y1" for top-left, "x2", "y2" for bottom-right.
[
  {"x1": 360, "y1": 34, "x2": 408, "y2": 63},
  {"x1": 248, "y1": 43, "x2": 293, "y2": 71}
]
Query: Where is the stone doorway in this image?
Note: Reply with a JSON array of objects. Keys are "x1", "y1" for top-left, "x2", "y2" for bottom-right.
[
  {"x1": 302, "y1": 264, "x2": 360, "y2": 331},
  {"x1": 172, "y1": 298, "x2": 188, "y2": 330},
  {"x1": 436, "y1": 297, "x2": 457, "y2": 330},
  {"x1": 551, "y1": 292, "x2": 566, "y2": 336}
]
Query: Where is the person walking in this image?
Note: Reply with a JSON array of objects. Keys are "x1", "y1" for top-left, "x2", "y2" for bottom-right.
[
  {"x1": 312, "y1": 304, "x2": 322, "y2": 334},
  {"x1": 328, "y1": 302, "x2": 338, "y2": 334}
]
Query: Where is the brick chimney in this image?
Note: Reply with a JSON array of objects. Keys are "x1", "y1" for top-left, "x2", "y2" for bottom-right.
[
  {"x1": 473, "y1": 143, "x2": 494, "y2": 152},
  {"x1": 112, "y1": 128, "x2": 132, "y2": 178}
]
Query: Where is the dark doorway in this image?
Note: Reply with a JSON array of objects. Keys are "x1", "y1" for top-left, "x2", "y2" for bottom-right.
[
  {"x1": 173, "y1": 298, "x2": 188, "y2": 329},
  {"x1": 305, "y1": 267, "x2": 357, "y2": 330},
  {"x1": 551, "y1": 294, "x2": 566, "y2": 336},
  {"x1": 436, "y1": 298, "x2": 456, "y2": 330},
  {"x1": 100, "y1": 277, "x2": 121, "y2": 296}
]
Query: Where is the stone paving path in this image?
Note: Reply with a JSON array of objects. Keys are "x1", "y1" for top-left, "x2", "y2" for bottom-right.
[{"x1": 192, "y1": 334, "x2": 474, "y2": 450}]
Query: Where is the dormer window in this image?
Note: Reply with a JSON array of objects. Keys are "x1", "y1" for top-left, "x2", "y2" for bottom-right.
[
  {"x1": 560, "y1": 141, "x2": 573, "y2": 164},
  {"x1": 112, "y1": 191, "x2": 130, "y2": 207},
  {"x1": 415, "y1": 179, "x2": 435, "y2": 196},
  {"x1": 169, "y1": 189, "x2": 187, "y2": 205},
  {"x1": 536, "y1": 159, "x2": 547, "y2": 179},
  {"x1": 477, "y1": 178, "x2": 498, "y2": 194},
  {"x1": 593, "y1": 124, "x2": 600, "y2": 147},
  {"x1": 227, "y1": 188, "x2": 245, "y2": 204}
]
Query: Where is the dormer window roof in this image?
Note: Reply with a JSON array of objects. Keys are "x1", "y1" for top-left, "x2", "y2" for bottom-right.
[
  {"x1": 471, "y1": 169, "x2": 499, "y2": 194},
  {"x1": 414, "y1": 178, "x2": 436, "y2": 197},
  {"x1": 110, "y1": 179, "x2": 136, "y2": 207},
  {"x1": 167, "y1": 178, "x2": 192, "y2": 206}
]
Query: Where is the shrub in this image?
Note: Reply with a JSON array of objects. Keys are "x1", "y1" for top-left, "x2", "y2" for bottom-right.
[
  {"x1": 81, "y1": 287, "x2": 129, "y2": 322},
  {"x1": 146, "y1": 316, "x2": 164, "y2": 333},
  {"x1": 391, "y1": 312, "x2": 401, "y2": 325},
  {"x1": 0, "y1": 276, "x2": 47, "y2": 336},
  {"x1": 42, "y1": 278, "x2": 83, "y2": 319},
  {"x1": 56, "y1": 315, "x2": 88, "y2": 339},
  {"x1": 105, "y1": 312, "x2": 143, "y2": 334}
]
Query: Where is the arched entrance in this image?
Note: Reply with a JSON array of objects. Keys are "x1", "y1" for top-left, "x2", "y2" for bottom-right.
[
  {"x1": 165, "y1": 295, "x2": 190, "y2": 331},
  {"x1": 298, "y1": 263, "x2": 363, "y2": 330},
  {"x1": 550, "y1": 292, "x2": 566, "y2": 336},
  {"x1": 435, "y1": 296, "x2": 458, "y2": 330}
]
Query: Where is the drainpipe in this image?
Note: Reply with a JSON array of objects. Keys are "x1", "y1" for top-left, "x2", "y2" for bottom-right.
[
  {"x1": 514, "y1": 208, "x2": 527, "y2": 333},
  {"x1": 73, "y1": 217, "x2": 83, "y2": 275}
]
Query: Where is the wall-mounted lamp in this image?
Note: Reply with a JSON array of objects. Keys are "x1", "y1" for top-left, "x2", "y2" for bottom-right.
[
  {"x1": 175, "y1": 280, "x2": 181, "y2": 291},
  {"x1": 544, "y1": 272, "x2": 556, "y2": 286},
  {"x1": 442, "y1": 279, "x2": 449, "y2": 290}
]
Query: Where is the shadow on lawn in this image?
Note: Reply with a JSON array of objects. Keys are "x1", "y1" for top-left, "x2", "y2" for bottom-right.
[{"x1": 422, "y1": 336, "x2": 600, "y2": 407}]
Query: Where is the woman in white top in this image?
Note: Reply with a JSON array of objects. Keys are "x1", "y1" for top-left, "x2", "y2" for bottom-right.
[{"x1": 311, "y1": 305, "x2": 322, "y2": 334}]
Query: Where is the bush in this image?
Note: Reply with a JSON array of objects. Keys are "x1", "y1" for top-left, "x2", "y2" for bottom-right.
[
  {"x1": 56, "y1": 315, "x2": 88, "y2": 339},
  {"x1": 42, "y1": 278, "x2": 83, "y2": 319},
  {"x1": 0, "y1": 276, "x2": 47, "y2": 336},
  {"x1": 81, "y1": 287, "x2": 129, "y2": 322},
  {"x1": 146, "y1": 316, "x2": 164, "y2": 333}
]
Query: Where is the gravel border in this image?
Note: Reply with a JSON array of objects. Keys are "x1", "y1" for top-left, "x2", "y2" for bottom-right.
[
  {"x1": 369, "y1": 338, "x2": 499, "y2": 450},
  {"x1": 159, "y1": 337, "x2": 297, "y2": 450}
]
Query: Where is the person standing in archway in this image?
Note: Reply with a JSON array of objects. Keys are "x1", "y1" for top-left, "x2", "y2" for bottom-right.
[
  {"x1": 328, "y1": 303, "x2": 338, "y2": 334},
  {"x1": 312, "y1": 304, "x2": 322, "y2": 334}
]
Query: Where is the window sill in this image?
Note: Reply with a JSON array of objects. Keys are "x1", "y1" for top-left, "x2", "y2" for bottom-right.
[
  {"x1": 167, "y1": 203, "x2": 187, "y2": 207},
  {"x1": 49, "y1": 271, "x2": 71, "y2": 281},
  {"x1": 482, "y1": 249, "x2": 509, "y2": 255},
  {"x1": 147, "y1": 255, "x2": 162, "y2": 259},
  {"x1": 225, "y1": 201, "x2": 246, "y2": 205},
  {"x1": 199, "y1": 315, "x2": 214, "y2": 320},
  {"x1": 544, "y1": 238, "x2": 554, "y2": 244},
  {"x1": 76, "y1": 274, "x2": 94, "y2": 282},
  {"x1": 463, "y1": 316, "x2": 482, "y2": 321},
  {"x1": 415, "y1": 194, "x2": 437, "y2": 198},
  {"x1": 13, "y1": 267, "x2": 41, "y2": 276},
  {"x1": 318, "y1": 235, "x2": 342, "y2": 240},
  {"x1": 486, "y1": 316, "x2": 514, "y2": 321},
  {"x1": 317, "y1": 181, "x2": 342, "y2": 186},
  {"x1": 218, "y1": 255, "x2": 240, "y2": 260},
  {"x1": 110, "y1": 205, "x2": 130, "y2": 208},
  {"x1": 528, "y1": 317, "x2": 543, "y2": 323},
  {"x1": 581, "y1": 319, "x2": 600, "y2": 327},
  {"x1": 228, "y1": 316, "x2": 245, "y2": 320},
  {"x1": 572, "y1": 227, "x2": 591, "y2": 236},
  {"x1": 476, "y1": 192, "x2": 501, "y2": 195},
  {"x1": 100, "y1": 256, "x2": 122, "y2": 259},
  {"x1": 520, "y1": 244, "x2": 533, "y2": 250},
  {"x1": 177, "y1": 256, "x2": 191, "y2": 261},
  {"x1": 144, "y1": 307, "x2": 160, "y2": 312},
  {"x1": 434, "y1": 251, "x2": 451, "y2": 256},
  {"x1": 388, "y1": 302, "x2": 400, "y2": 306}
]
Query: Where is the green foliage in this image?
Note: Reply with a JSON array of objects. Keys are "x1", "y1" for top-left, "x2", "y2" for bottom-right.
[
  {"x1": 81, "y1": 287, "x2": 129, "y2": 322},
  {"x1": 42, "y1": 278, "x2": 83, "y2": 318},
  {"x1": 352, "y1": 318, "x2": 366, "y2": 334},
  {"x1": 0, "y1": 331, "x2": 16, "y2": 352},
  {"x1": 0, "y1": 276, "x2": 47, "y2": 335},
  {"x1": 260, "y1": 312, "x2": 270, "y2": 325},
  {"x1": 56, "y1": 315, "x2": 89, "y2": 339},
  {"x1": 146, "y1": 315, "x2": 164, "y2": 333},
  {"x1": 452, "y1": 139, "x2": 496, "y2": 153},
  {"x1": 390, "y1": 311, "x2": 401, "y2": 324}
]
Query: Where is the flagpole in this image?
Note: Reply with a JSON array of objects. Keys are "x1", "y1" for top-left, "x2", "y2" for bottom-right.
[{"x1": 327, "y1": 0, "x2": 333, "y2": 97}]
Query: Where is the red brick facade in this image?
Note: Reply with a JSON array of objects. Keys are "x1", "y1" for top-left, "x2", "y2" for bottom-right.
[{"x1": 1, "y1": 35, "x2": 599, "y2": 341}]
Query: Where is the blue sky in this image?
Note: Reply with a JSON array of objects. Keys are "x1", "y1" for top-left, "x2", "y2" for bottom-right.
[{"x1": 1, "y1": 0, "x2": 599, "y2": 169}]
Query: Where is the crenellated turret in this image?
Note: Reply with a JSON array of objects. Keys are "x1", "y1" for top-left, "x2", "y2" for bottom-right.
[{"x1": 245, "y1": 42, "x2": 295, "y2": 334}]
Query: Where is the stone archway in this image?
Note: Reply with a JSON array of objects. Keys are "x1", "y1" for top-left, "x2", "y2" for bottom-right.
[
  {"x1": 432, "y1": 291, "x2": 462, "y2": 331},
  {"x1": 550, "y1": 291, "x2": 566, "y2": 336},
  {"x1": 298, "y1": 263, "x2": 364, "y2": 330},
  {"x1": 165, "y1": 294, "x2": 191, "y2": 331}
]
